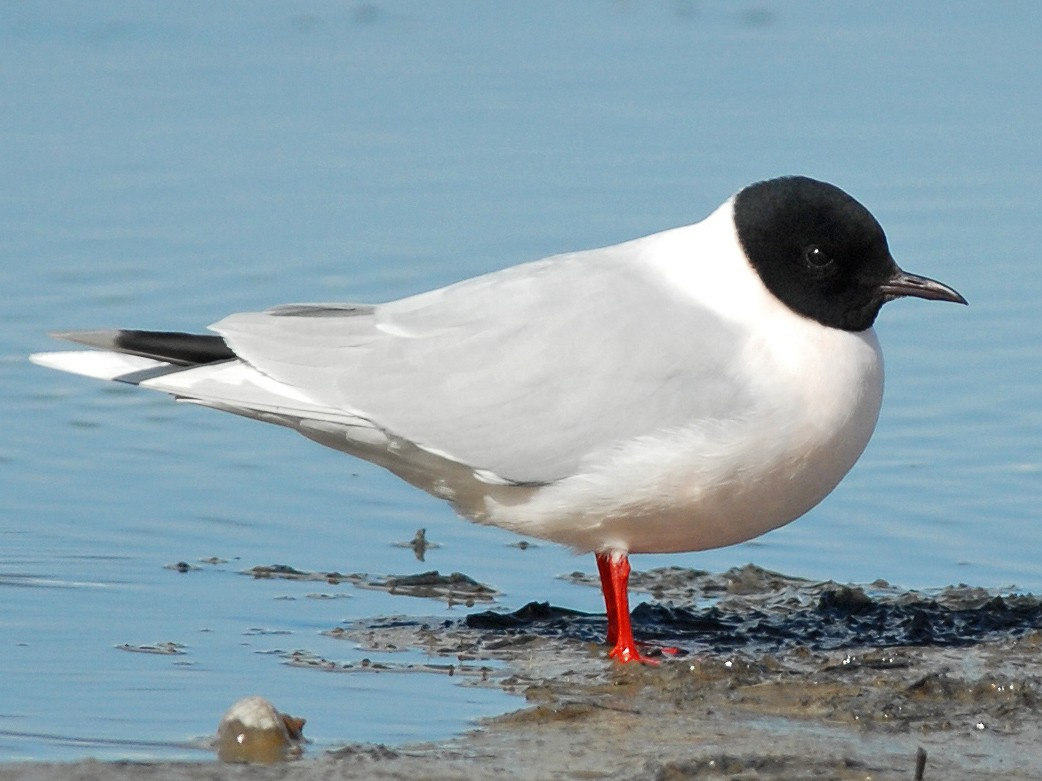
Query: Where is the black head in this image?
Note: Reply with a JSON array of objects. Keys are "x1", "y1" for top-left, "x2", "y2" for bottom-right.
[{"x1": 734, "y1": 176, "x2": 966, "y2": 331}]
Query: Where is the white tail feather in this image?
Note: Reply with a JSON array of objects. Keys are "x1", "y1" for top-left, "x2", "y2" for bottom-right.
[
  {"x1": 29, "y1": 351, "x2": 167, "y2": 381},
  {"x1": 30, "y1": 349, "x2": 370, "y2": 430}
]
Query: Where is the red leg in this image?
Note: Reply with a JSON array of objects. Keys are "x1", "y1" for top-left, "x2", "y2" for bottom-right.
[
  {"x1": 595, "y1": 550, "x2": 657, "y2": 664},
  {"x1": 595, "y1": 551, "x2": 619, "y2": 646}
]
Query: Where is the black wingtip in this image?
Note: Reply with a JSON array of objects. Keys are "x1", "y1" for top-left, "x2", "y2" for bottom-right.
[{"x1": 52, "y1": 329, "x2": 236, "y2": 366}]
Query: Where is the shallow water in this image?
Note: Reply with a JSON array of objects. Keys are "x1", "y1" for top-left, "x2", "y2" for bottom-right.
[{"x1": 1, "y1": 0, "x2": 1040, "y2": 763}]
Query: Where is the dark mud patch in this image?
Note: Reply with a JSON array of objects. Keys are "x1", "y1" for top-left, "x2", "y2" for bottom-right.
[{"x1": 470, "y1": 564, "x2": 1042, "y2": 653}]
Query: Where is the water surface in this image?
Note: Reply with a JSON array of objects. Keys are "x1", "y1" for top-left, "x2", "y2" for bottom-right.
[{"x1": 1, "y1": 1, "x2": 1040, "y2": 762}]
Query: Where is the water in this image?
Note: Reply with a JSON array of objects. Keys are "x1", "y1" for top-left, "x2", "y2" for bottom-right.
[{"x1": 2, "y1": 0, "x2": 1040, "y2": 762}]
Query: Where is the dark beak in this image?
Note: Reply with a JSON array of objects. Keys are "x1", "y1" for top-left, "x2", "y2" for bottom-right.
[{"x1": 880, "y1": 268, "x2": 967, "y2": 305}]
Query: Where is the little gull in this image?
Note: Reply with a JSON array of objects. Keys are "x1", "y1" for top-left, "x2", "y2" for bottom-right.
[{"x1": 31, "y1": 176, "x2": 966, "y2": 663}]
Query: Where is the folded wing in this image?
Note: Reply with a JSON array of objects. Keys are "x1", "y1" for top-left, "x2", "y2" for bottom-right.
[{"x1": 210, "y1": 243, "x2": 751, "y2": 484}]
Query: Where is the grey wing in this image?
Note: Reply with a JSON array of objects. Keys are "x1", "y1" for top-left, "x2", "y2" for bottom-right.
[{"x1": 212, "y1": 248, "x2": 750, "y2": 484}]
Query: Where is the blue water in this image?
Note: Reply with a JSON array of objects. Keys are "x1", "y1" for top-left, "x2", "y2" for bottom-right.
[{"x1": 2, "y1": 0, "x2": 1040, "y2": 763}]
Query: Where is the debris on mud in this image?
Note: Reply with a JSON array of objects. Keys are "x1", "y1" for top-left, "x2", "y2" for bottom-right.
[
  {"x1": 243, "y1": 564, "x2": 497, "y2": 605},
  {"x1": 115, "y1": 641, "x2": 187, "y2": 656},
  {"x1": 391, "y1": 528, "x2": 441, "y2": 561}
]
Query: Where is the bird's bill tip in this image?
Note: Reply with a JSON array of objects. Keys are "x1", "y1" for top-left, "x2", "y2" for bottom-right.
[{"x1": 881, "y1": 269, "x2": 967, "y2": 305}]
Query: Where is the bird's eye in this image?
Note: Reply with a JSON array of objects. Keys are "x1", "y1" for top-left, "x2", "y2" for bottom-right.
[{"x1": 803, "y1": 246, "x2": 833, "y2": 269}]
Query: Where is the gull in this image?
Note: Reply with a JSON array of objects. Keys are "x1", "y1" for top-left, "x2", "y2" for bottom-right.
[{"x1": 31, "y1": 176, "x2": 966, "y2": 662}]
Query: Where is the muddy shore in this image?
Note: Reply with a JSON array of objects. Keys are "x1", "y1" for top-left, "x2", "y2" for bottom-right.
[{"x1": 3, "y1": 566, "x2": 1041, "y2": 781}]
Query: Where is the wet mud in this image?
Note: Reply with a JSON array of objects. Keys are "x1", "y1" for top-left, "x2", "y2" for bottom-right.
[{"x1": 4, "y1": 565, "x2": 1042, "y2": 780}]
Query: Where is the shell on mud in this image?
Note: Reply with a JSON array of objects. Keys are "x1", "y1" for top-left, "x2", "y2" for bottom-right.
[{"x1": 214, "y1": 696, "x2": 306, "y2": 763}]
